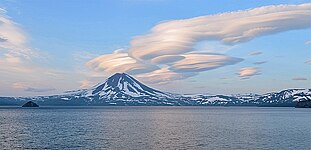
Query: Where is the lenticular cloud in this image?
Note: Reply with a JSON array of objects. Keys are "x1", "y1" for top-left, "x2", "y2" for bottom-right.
[
  {"x1": 129, "y1": 3, "x2": 311, "y2": 62},
  {"x1": 87, "y1": 3, "x2": 311, "y2": 83}
]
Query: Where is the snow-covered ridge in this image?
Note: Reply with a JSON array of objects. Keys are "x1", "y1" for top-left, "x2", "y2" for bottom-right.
[
  {"x1": 0, "y1": 73, "x2": 310, "y2": 106},
  {"x1": 256, "y1": 89, "x2": 311, "y2": 105}
]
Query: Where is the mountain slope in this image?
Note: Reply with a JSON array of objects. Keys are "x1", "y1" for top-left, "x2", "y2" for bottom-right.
[
  {"x1": 0, "y1": 73, "x2": 310, "y2": 106},
  {"x1": 254, "y1": 89, "x2": 311, "y2": 106},
  {"x1": 41, "y1": 73, "x2": 181, "y2": 105},
  {"x1": 84, "y1": 73, "x2": 173, "y2": 100},
  {"x1": 183, "y1": 93, "x2": 261, "y2": 106}
]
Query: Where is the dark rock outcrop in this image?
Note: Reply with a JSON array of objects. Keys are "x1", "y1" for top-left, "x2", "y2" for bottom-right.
[
  {"x1": 22, "y1": 101, "x2": 39, "y2": 107},
  {"x1": 296, "y1": 100, "x2": 311, "y2": 108}
]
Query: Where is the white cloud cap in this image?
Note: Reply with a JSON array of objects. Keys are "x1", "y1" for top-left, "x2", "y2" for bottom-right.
[{"x1": 86, "y1": 51, "x2": 159, "y2": 75}]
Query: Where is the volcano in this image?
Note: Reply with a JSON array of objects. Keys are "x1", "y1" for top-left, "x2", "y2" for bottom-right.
[{"x1": 84, "y1": 73, "x2": 173, "y2": 100}]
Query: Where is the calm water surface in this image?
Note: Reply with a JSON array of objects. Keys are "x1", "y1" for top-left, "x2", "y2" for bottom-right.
[{"x1": 0, "y1": 106, "x2": 310, "y2": 150}]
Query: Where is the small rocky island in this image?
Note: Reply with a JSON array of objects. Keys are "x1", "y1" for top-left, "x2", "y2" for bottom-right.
[{"x1": 22, "y1": 101, "x2": 39, "y2": 107}]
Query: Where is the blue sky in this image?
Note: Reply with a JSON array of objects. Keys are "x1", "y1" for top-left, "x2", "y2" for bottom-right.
[{"x1": 0, "y1": 0, "x2": 310, "y2": 96}]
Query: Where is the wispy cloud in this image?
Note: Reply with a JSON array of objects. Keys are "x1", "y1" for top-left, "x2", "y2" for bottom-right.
[
  {"x1": 12, "y1": 82, "x2": 56, "y2": 93},
  {"x1": 238, "y1": 67, "x2": 260, "y2": 79},
  {"x1": 305, "y1": 40, "x2": 311, "y2": 44},
  {"x1": 305, "y1": 60, "x2": 311, "y2": 65},
  {"x1": 0, "y1": 8, "x2": 62, "y2": 92},
  {"x1": 73, "y1": 51, "x2": 99, "y2": 62},
  {"x1": 0, "y1": 7, "x2": 55, "y2": 65},
  {"x1": 79, "y1": 80, "x2": 93, "y2": 88},
  {"x1": 12, "y1": 82, "x2": 28, "y2": 89},
  {"x1": 24, "y1": 87, "x2": 56, "y2": 93},
  {"x1": 253, "y1": 61, "x2": 267, "y2": 65},
  {"x1": 249, "y1": 51, "x2": 263, "y2": 56},
  {"x1": 0, "y1": 8, "x2": 39, "y2": 60},
  {"x1": 292, "y1": 77, "x2": 308, "y2": 80}
]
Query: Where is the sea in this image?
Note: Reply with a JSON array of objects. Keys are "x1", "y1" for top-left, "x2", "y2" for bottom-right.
[{"x1": 0, "y1": 106, "x2": 310, "y2": 150}]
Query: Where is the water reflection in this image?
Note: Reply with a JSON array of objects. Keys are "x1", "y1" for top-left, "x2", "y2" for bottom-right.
[{"x1": 0, "y1": 107, "x2": 311, "y2": 149}]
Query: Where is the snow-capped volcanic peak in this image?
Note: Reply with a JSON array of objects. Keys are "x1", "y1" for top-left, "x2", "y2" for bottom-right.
[{"x1": 86, "y1": 73, "x2": 170, "y2": 99}]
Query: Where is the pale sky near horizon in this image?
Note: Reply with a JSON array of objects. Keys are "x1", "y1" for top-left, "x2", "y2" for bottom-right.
[{"x1": 0, "y1": 0, "x2": 310, "y2": 96}]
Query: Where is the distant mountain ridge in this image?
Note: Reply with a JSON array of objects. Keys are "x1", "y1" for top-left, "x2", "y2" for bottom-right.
[{"x1": 0, "y1": 73, "x2": 310, "y2": 106}]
